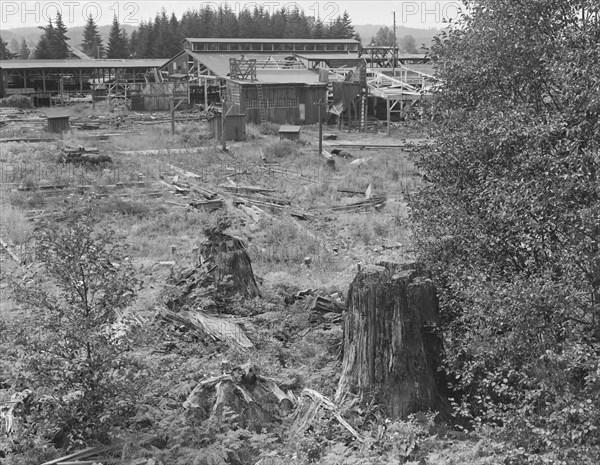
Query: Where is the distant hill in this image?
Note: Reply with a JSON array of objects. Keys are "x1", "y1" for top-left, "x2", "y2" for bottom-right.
[
  {"x1": 0, "y1": 24, "x2": 138, "y2": 56},
  {"x1": 354, "y1": 24, "x2": 441, "y2": 50}
]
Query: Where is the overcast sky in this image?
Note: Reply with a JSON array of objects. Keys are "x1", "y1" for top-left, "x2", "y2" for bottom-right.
[{"x1": 1, "y1": 1, "x2": 461, "y2": 30}]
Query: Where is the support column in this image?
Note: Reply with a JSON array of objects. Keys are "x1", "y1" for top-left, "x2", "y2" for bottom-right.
[
  {"x1": 386, "y1": 98, "x2": 391, "y2": 136},
  {"x1": 79, "y1": 69, "x2": 83, "y2": 94}
]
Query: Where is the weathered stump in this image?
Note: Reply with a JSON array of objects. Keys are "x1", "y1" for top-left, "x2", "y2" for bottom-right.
[
  {"x1": 200, "y1": 232, "x2": 261, "y2": 298},
  {"x1": 335, "y1": 264, "x2": 447, "y2": 419},
  {"x1": 183, "y1": 363, "x2": 294, "y2": 432}
]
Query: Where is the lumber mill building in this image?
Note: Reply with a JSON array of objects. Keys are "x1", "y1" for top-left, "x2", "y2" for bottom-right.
[
  {"x1": 0, "y1": 58, "x2": 169, "y2": 103},
  {"x1": 160, "y1": 38, "x2": 435, "y2": 128},
  {"x1": 0, "y1": 37, "x2": 435, "y2": 127}
]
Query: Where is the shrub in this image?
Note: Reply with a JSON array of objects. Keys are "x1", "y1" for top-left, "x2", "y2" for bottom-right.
[
  {"x1": 0, "y1": 95, "x2": 33, "y2": 109},
  {"x1": 9, "y1": 209, "x2": 144, "y2": 447}
]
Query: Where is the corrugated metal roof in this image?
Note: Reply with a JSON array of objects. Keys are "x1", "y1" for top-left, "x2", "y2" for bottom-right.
[
  {"x1": 0, "y1": 59, "x2": 169, "y2": 70},
  {"x1": 185, "y1": 38, "x2": 359, "y2": 44},
  {"x1": 185, "y1": 51, "x2": 310, "y2": 78},
  {"x1": 294, "y1": 53, "x2": 362, "y2": 61}
]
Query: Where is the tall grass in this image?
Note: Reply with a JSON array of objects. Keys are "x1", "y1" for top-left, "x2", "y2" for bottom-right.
[{"x1": 0, "y1": 204, "x2": 33, "y2": 245}]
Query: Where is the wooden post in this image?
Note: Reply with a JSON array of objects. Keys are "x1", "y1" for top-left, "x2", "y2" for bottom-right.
[
  {"x1": 204, "y1": 77, "x2": 208, "y2": 108},
  {"x1": 171, "y1": 95, "x2": 175, "y2": 134},
  {"x1": 386, "y1": 98, "x2": 391, "y2": 136},
  {"x1": 317, "y1": 98, "x2": 323, "y2": 155},
  {"x1": 79, "y1": 69, "x2": 83, "y2": 94},
  {"x1": 221, "y1": 101, "x2": 227, "y2": 151}
]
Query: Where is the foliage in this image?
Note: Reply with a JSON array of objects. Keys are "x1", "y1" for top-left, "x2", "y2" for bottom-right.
[
  {"x1": 129, "y1": 6, "x2": 359, "y2": 58},
  {"x1": 80, "y1": 14, "x2": 103, "y2": 58},
  {"x1": 34, "y1": 13, "x2": 69, "y2": 59},
  {"x1": 411, "y1": 0, "x2": 600, "y2": 452},
  {"x1": 0, "y1": 95, "x2": 33, "y2": 109},
  {"x1": 7, "y1": 209, "x2": 144, "y2": 448},
  {"x1": 0, "y1": 34, "x2": 18, "y2": 59},
  {"x1": 107, "y1": 15, "x2": 129, "y2": 59},
  {"x1": 18, "y1": 39, "x2": 30, "y2": 59}
]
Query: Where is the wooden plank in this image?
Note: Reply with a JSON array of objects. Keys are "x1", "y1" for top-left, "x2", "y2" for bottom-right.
[{"x1": 0, "y1": 236, "x2": 20, "y2": 263}]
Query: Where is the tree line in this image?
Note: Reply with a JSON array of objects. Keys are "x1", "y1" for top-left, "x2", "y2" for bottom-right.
[{"x1": 1, "y1": 6, "x2": 359, "y2": 61}]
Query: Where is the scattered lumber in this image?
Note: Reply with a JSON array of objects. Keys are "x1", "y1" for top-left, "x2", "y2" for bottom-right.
[
  {"x1": 61, "y1": 146, "x2": 111, "y2": 164},
  {"x1": 189, "y1": 199, "x2": 224, "y2": 210},
  {"x1": 0, "y1": 137, "x2": 56, "y2": 143},
  {"x1": 337, "y1": 187, "x2": 367, "y2": 196},
  {"x1": 220, "y1": 184, "x2": 277, "y2": 195},
  {"x1": 115, "y1": 147, "x2": 214, "y2": 157},
  {"x1": 159, "y1": 308, "x2": 253, "y2": 349},
  {"x1": 331, "y1": 196, "x2": 387, "y2": 211}
]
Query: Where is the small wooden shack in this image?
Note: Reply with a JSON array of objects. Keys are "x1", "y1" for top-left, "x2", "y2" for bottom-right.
[
  {"x1": 46, "y1": 111, "x2": 70, "y2": 132},
  {"x1": 279, "y1": 125, "x2": 301, "y2": 141},
  {"x1": 209, "y1": 112, "x2": 246, "y2": 141}
]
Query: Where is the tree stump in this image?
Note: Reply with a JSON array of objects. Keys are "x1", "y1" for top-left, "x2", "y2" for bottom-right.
[
  {"x1": 200, "y1": 232, "x2": 261, "y2": 298},
  {"x1": 335, "y1": 264, "x2": 447, "y2": 419}
]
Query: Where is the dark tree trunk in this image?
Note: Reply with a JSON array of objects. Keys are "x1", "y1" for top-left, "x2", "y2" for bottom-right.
[
  {"x1": 200, "y1": 232, "x2": 261, "y2": 298},
  {"x1": 335, "y1": 264, "x2": 447, "y2": 419}
]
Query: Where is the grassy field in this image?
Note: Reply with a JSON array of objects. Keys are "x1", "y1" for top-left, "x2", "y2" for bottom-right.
[{"x1": 0, "y1": 102, "x2": 538, "y2": 465}]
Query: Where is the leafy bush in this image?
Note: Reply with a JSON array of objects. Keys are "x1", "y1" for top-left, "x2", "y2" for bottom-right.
[
  {"x1": 8, "y1": 209, "x2": 144, "y2": 448},
  {"x1": 0, "y1": 95, "x2": 33, "y2": 109},
  {"x1": 411, "y1": 0, "x2": 600, "y2": 453}
]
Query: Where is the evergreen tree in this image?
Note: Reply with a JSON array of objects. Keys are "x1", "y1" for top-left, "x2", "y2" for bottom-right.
[
  {"x1": 19, "y1": 39, "x2": 30, "y2": 59},
  {"x1": 312, "y1": 18, "x2": 325, "y2": 39},
  {"x1": 34, "y1": 21, "x2": 54, "y2": 58},
  {"x1": 81, "y1": 14, "x2": 104, "y2": 58},
  {"x1": 107, "y1": 15, "x2": 129, "y2": 58},
  {"x1": 0, "y1": 35, "x2": 14, "y2": 59},
  {"x1": 8, "y1": 38, "x2": 19, "y2": 55},
  {"x1": 52, "y1": 12, "x2": 69, "y2": 58}
]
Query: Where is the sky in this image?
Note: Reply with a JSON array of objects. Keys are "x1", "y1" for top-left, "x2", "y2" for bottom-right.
[{"x1": 1, "y1": 1, "x2": 462, "y2": 30}]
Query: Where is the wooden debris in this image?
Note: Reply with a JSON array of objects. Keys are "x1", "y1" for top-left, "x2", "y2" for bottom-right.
[
  {"x1": 337, "y1": 187, "x2": 366, "y2": 196},
  {"x1": 307, "y1": 295, "x2": 345, "y2": 326},
  {"x1": 184, "y1": 363, "x2": 295, "y2": 430},
  {"x1": 0, "y1": 236, "x2": 20, "y2": 263},
  {"x1": 0, "y1": 137, "x2": 56, "y2": 143},
  {"x1": 160, "y1": 308, "x2": 253, "y2": 349},
  {"x1": 323, "y1": 133, "x2": 338, "y2": 140},
  {"x1": 290, "y1": 388, "x2": 363, "y2": 442},
  {"x1": 331, "y1": 196, "x2": 387, "y2": 212},
  {"x1": 189, "y1": 199, "x2": 224, "y2": 210},
  {"x1": 220, "y1": 184, "x2": 277, "y2": 195}
]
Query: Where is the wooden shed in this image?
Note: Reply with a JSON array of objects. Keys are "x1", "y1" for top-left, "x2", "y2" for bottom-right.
[
  {"x1": 279, "y1": 125, "x2": 301, "y2": 141},
  {"x1": 226, "y1": 78, "x2": 327, "y2": 125},
  {"x1": 46, "y1": 111, "x2": 70, "y2": 132},
  {"x1": 209, "y1": 112, "x2": 246, "y2": 141}
]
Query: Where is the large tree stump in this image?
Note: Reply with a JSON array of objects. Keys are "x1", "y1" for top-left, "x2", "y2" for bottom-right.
[
  {"x1": 335, "y1": 264, "x2": 447, "y2": 419},
  {"x1": 200, "y1": 232, "x2": 261, "y2": 298}
]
